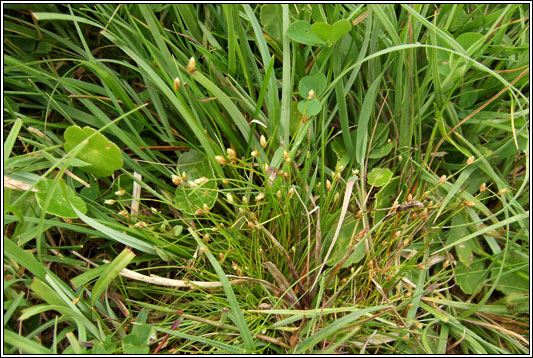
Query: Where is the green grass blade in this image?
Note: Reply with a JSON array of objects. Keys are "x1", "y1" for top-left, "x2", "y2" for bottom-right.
[
  {"x1": 32, "y1": 12, "x2": 103, "y2": 29},
  {"x1": 293, "y1": 305, "x2": 390, "y2": 353},
  {"x1": 188, "y1": 228, "x2": 256, "y2": 352},
  {"x1": 4, "y1": 329, "x2": 52, "y2": 354},
  {"x1": 355, "y1": 73, "x2": 383, "y2": 166},
  {"x1": 90, "y1": 248, "x2": 135, "y2": 307},
  {"x1": 435, "y1": 211, "x2": 529, "y2": 255},
  {"x1": 155, "y1": 326, "x2": 244, "y2": 353},
  {"x1": 280, "y1": 4, "x2": 291, "y2": 144},
  {"x1": 4, "y1": 117, "x2": 23, "y2": 161},
  {"x1": 72, "y1": 206, "x2": 157, "y2": 255}
]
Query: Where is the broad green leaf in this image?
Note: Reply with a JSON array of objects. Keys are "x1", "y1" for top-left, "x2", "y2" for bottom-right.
[
  {"x1": 368, "y1": 141, "x2": 393, "y2": 159},
  {"x1": 35, "y1": 179, "x2": 87, "y2": 218},
  {"x1": 90, "y1": 248, "x2": 135, "y2": 306},
  {"x1": 311, "y1": 19, "x2": 351, "y2": 44},
  {"x1": 64, "y1": 125, "x2": 123, "y2": 177},
  {"x1": 290, "y1": 100, "x2": 304, "y2": 136},
  {"x1": 458, "y1": 87, "x2": 479, "y2": 108},
  {"x1": 298, "y1": 73, "x2": 327, "y2": 98},
  {"x1": 325, "y1": 215, "x2": 365, "y2": 268},
  {"x1": 287, "y1": 21, "x2": 326, "y2": 46},
  {"x1": 174, "y1": 150, "x2": 218, "y2": 215},
  {"x1": 446, "y1": 212, "x2": 476, "y2": 267},
  {"x1": 35, "y1": 41, "x2": 53, "y2": 55},
  {"x1": 371, "y1": 122, "x2": 390, "y2": 148},
  {"x1": 373, "y1": 177, "x2": 404, "y2": 223},
  {"x1": 260, "y1": 4, "x2": 282, "y2": 42},
  {"x1": 80, "y1": 175, "x2": 99, "y2": 200},
  {"x1": 123, "y1": 335, "x2": 149, "y2": 354},
  {"x1": 91, "y1": 336, "x2": 117, "y2": 354},
  {"x1": 367, "y1": 167, "x2": 393, "y2": 187},
  {"x1": 455, "y1": 260, "x2": 486, "y2": 295},
  {"x1": 297, "y1": 99, "x2": 322, "y2": 116},
  {"x1": 492, "y1": 251, "x2": 529, "y2": 295},
  {"x1": 456, "y1": 32, "x2": 484, "y2": 55}
]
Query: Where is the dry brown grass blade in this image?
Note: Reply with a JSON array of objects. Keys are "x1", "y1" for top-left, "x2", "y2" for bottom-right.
[
  {"x1": 264, "y1": 261, "x2": 301, "y2": 309},
  {"x1": 309, "y1": 176, "x2": 357, "y2": 297},
  {"x1": 4, "y1": 175, "x2": 40, "y2": 192}
]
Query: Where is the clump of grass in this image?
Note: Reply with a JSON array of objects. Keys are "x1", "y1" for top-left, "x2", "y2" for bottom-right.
[{"x1": 4, "y1": 4, "x2": 529, "y2": 354}]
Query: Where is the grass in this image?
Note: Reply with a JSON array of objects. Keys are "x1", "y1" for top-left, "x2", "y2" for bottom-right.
[{"x1": 3, "y1": 3, "x2": 530, "y2": 354}]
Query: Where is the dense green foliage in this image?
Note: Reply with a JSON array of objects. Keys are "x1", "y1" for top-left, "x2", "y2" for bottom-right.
[{"x1": 4, "y1": 4, "x2": 529, "y2": 354}]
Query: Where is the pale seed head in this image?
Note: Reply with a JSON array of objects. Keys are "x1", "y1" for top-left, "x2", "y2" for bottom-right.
[
  {"x1": 480, "y1": 183, "x2": 487, "y2": 193},
  {"x1": 173, "y1": 77, "x2": 181, "y2": 91},
  {"x1": 194, "y1": 177, "x2": 209, "y2": 185},
  {"x1": 227, "y1": 147, "x2": 236, "y2": 159},
  {"x1": 215, "y1": 155, "x2": 227, "y2": 165},
  {"x1": 104, "y1": 199, "x2": 116, "y2": 205},
  {"x1": 466, "y1": 156, "x2": 475, "y2": 165},
  {"x1": 172, "y1": 174, "x2": 182, "y2": 186},
  {"x1": 308, "y1": 89, "x2": 315, "y2": 100},
  {"x1": 498, "y1": 188, "x2": 508, "y2": 196},
  {"x1": 135, "y1": 221, "x2": 147, "y2": 229},
  {"x1": 187, "y1": 56, "x2": 196, "y2": 73},
  {"x1": 288, "y1": 187, "x2": 295, "y2": 198},
  {"x1": 260, "y1": 135, "x2": 267, "y2": 148},
  {"x1": 181, "y1": 172, "x2": 188, "y2": 182},
  {"x1": 251, "y1": 150, "x2": 259, "y2": 158},
  {"x1": 438, "y1": 175, "x2": 447, "y2": 185},
  {"x1": 226, "y1": 193, "x2": 234, "y2": 204},
  {"x1": 115, "y1": 189, "x2": 126, "y2": 196}
]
